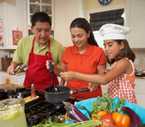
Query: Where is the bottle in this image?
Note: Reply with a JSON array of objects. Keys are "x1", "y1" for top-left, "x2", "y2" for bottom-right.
[{"x1": 31, "y1": 84, "x2": 36, "y2": 97}]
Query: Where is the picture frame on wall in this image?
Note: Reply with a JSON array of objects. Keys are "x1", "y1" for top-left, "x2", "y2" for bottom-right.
[
  {"x1": 0, "y1": 35, "x2": 3, "y2": 46},
  {"x1": 12, "y1": 30, "x2": 23, "y2": 45},
  {"x1": 0, "y1": 18, "x2": 4, "y2": 46}
]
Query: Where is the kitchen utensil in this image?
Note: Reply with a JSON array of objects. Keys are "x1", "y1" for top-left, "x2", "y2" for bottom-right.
[
  {"x1": 44, "y1": 86, "x2": 90, "y2": 104},
  {"x1": 14, "y1": 64, "x2": 27, "y2": 74}
]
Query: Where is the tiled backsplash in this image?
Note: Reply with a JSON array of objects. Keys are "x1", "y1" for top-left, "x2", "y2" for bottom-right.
[{"x1": 133, "y1": 48, "x2": 145, "y2": 71}]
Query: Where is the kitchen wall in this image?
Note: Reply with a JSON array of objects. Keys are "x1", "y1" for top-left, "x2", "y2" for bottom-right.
[
  {"x1": 126, "y1": 0, "x2": 145, "y2": 70},
  {"x1": 0, "y1": 0, "x2": 28, "y2": 48},
  {"x1": 83, "y1": 0, "x2": 127, "y2": 19},
  {"x1": 133, "y1": 49, "x2": 145, "y2": 71},
  {"x1": 126, "y1": 0, "x2": 145, "y2": 48},
  {"x1": 53, "y1": 0, "x2": 84, "y2": 46}
]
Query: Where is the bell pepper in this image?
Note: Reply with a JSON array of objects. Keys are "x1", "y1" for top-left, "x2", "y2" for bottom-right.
[{"x1": 112, "y1": 112, "x2": 131, "y2": 127}]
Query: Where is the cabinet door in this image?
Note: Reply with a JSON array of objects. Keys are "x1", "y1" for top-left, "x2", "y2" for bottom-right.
[
  {"x1": 135, "y1": 78, "x2": 145, "y2": 107},
  {"x1": 126, "y1": 0, "x2": 145, "y2": 48}
]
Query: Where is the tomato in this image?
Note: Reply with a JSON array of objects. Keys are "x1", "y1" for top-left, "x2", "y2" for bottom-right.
[
  {"x1": 101, "y1": 114, "x2": 116, "y2": 127},
  {"x1": 112, "y1": 112, "x2": 131, "y2": 127},
  {"x1": 102, "y1": 113, "x2": 112, "y2": 120}
]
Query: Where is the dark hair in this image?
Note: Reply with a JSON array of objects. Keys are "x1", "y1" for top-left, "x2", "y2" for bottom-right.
[
  {"x1": 70, "y1": 17, "x2": 98, "y2": 46},
  {"x1": 108, "y1": 40, "x2": 136, "y2": 64},
  {"x1": 31, "y1": 12, "x2": 51, "y2": 27}
]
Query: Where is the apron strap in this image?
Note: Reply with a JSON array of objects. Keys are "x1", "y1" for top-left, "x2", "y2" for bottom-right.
[
  {"x1": 30, "y1": 36, "x2": 36, "y2": 53},
  {"x1": 46, "y1": 39, "x2": 53, "y2": 60}
]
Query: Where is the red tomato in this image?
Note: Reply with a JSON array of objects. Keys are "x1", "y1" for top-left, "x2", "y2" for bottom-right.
[{"x1": 101, "y1": 114, "x2": 116, "y2": 127}]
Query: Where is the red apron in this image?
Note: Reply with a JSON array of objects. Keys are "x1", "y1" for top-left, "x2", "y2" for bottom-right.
[{"x1": 24, "y1": 37, "x2": 58, "y2": 92}]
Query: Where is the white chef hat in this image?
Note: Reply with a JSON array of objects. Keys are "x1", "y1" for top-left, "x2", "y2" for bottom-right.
[{"x1": 99, "y1": 23, "x2": 130, "y2": 40}]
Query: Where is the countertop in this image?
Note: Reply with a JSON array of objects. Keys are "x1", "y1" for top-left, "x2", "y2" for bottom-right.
[{"x1": 0, "y1": 71, "x2": 25, "y2": 87}]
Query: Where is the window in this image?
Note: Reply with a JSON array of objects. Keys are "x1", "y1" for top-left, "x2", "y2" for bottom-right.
[{"x1": 27, "y1": 0, "x2": 53, "y2": 27}]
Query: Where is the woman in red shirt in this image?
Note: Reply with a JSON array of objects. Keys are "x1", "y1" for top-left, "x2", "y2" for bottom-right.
[{"x1": 61, "y1": 18, "x2": 106, "y2": 100}]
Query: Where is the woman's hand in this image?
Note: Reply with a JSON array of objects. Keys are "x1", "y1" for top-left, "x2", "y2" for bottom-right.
[{"x1": 60, "y1": 71, "x2": 76, "y2": 81}]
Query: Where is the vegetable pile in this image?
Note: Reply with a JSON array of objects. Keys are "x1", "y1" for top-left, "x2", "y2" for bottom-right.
[
  {"x1": 90, "y1": 95, "x2": 142, "y2": 127},
  {"x1": 33, "y1": 95, "x2": 143, "y2": 127},
  {"x1": 32, "y1": 119, "x2": 101, "y2": 127}
]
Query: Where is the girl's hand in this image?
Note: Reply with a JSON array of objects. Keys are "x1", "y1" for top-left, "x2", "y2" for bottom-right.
[{"x1": 60, "y1": 71, "x2": 75, "y2": 81}]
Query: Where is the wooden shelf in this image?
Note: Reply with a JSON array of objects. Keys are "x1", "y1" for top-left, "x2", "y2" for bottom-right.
[{"x1": 0, "y1": 47, "x2": 16, "y2": 51}]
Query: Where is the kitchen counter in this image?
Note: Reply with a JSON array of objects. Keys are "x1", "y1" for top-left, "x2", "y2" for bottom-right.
[
  {"x1": 0, "y1": 71, "x2": 25, "y2": 87},
  {"x1": 135, "y1": 77, "x2": 145, "y2": 107}
]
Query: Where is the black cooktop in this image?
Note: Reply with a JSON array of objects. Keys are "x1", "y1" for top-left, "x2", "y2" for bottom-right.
[{"x1": 26, "y1": 98, "x2": 66, "y2": 126}]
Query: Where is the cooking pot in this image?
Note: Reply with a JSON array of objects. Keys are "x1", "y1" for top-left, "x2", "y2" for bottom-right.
[{"x1": 44, "y1": 86, "x2": 89, "y2": 104}]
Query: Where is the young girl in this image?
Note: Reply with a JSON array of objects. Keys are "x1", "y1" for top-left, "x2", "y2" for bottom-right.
[
  {"x1": 61, "y1": 24, "x2": 137, "y2": 103},
  {"x1": 61, "y1": 18, "x2": 106, "y2": 100}
]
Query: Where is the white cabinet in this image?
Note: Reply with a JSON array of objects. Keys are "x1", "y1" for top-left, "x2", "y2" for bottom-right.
[
  {"x1": 135, "y1": 78, "x2": 145, "y2": 107},
  {"x1": 126, "y1": 0, "x2": 145, "y2": 48}
]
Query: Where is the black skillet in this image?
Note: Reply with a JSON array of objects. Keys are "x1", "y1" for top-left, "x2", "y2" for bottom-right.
[{"x1": 44, "y1": 86, "x2": 89, "y2": 104}]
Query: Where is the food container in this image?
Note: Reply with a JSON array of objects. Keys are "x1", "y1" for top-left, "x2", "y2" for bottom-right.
[{"x1": 0, "y1": 98, "x2": 27, "y2": 127}]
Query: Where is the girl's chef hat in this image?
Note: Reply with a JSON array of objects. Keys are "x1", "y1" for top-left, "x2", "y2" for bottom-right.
[{"x1": 99, "y1": 24, "x2": 130, "y2": 40}]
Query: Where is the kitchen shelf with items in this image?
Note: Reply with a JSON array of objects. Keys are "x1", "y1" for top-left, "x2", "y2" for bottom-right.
[{"x1": 0, "y1": 48, "x2": 16, "y2": 72}]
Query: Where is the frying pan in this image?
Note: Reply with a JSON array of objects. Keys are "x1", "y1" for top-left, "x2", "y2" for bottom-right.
[{"x1": 44, "y1": 86, "x2": 90, "y2": 104}]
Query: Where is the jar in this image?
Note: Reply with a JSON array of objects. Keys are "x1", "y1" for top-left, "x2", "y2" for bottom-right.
[{"x1": 0, "y1": 98, "x2": 27, "y2": 127}]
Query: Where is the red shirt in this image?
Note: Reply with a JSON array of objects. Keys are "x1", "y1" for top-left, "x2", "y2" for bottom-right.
[{"x1": 62, "y1": 45, "x2": 106, "y2": 100}]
